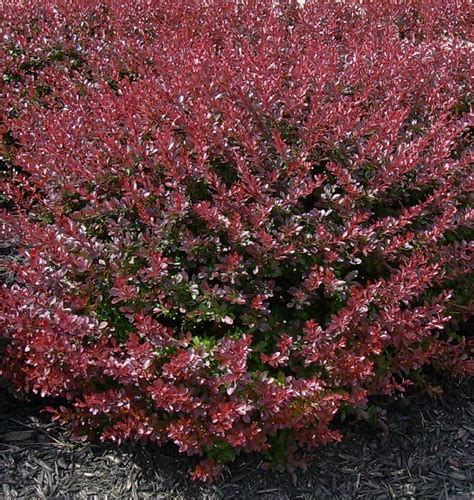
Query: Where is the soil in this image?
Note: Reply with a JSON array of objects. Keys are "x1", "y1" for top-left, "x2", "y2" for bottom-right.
[{"x1": 1, "y1": 378, "x2": 473, "y2": 499}]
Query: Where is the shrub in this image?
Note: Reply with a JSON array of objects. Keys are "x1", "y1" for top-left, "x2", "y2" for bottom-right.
[{"x1": 1, "y1": 0, "x2": 472, "y2": 481}]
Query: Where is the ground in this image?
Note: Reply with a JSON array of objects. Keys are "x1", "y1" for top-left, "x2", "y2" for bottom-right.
[{"x1": 1, "y1": 378, "x2": 472, "y2": 499}]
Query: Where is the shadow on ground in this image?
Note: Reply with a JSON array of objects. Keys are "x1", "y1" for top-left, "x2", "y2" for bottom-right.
[{"x1": 1, "y1": 378, "x2": 473, "y2": 499}]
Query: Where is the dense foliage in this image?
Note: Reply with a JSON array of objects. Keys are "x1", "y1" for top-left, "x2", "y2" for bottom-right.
[{"x1": 1, "y1": 0, "x2": 472, "y2": 481}]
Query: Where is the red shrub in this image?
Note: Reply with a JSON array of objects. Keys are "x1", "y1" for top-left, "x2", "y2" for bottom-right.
[{"x1": 1, "y1": 0, "x2": 472, "y2": 481}]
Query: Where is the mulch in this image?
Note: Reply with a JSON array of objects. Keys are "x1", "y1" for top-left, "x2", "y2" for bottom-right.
[{"x1": 1, "y1": 377, "x2": 472, "y2": 499}]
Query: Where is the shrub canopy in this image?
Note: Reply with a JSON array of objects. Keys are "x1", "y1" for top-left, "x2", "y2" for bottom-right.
[{"x1": 1, "y1": 0, "x2": 472, "y2": 481}]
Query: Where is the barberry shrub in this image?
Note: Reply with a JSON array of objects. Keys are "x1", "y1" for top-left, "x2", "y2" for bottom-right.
[{"x1": 1, "y1": 0, "x2": 472, "y2": 481}]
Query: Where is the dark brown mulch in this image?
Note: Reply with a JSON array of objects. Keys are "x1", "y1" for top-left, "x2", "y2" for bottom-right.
[{"x1": 1, "y1": 378, "x2": 473, "y2": 499}]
